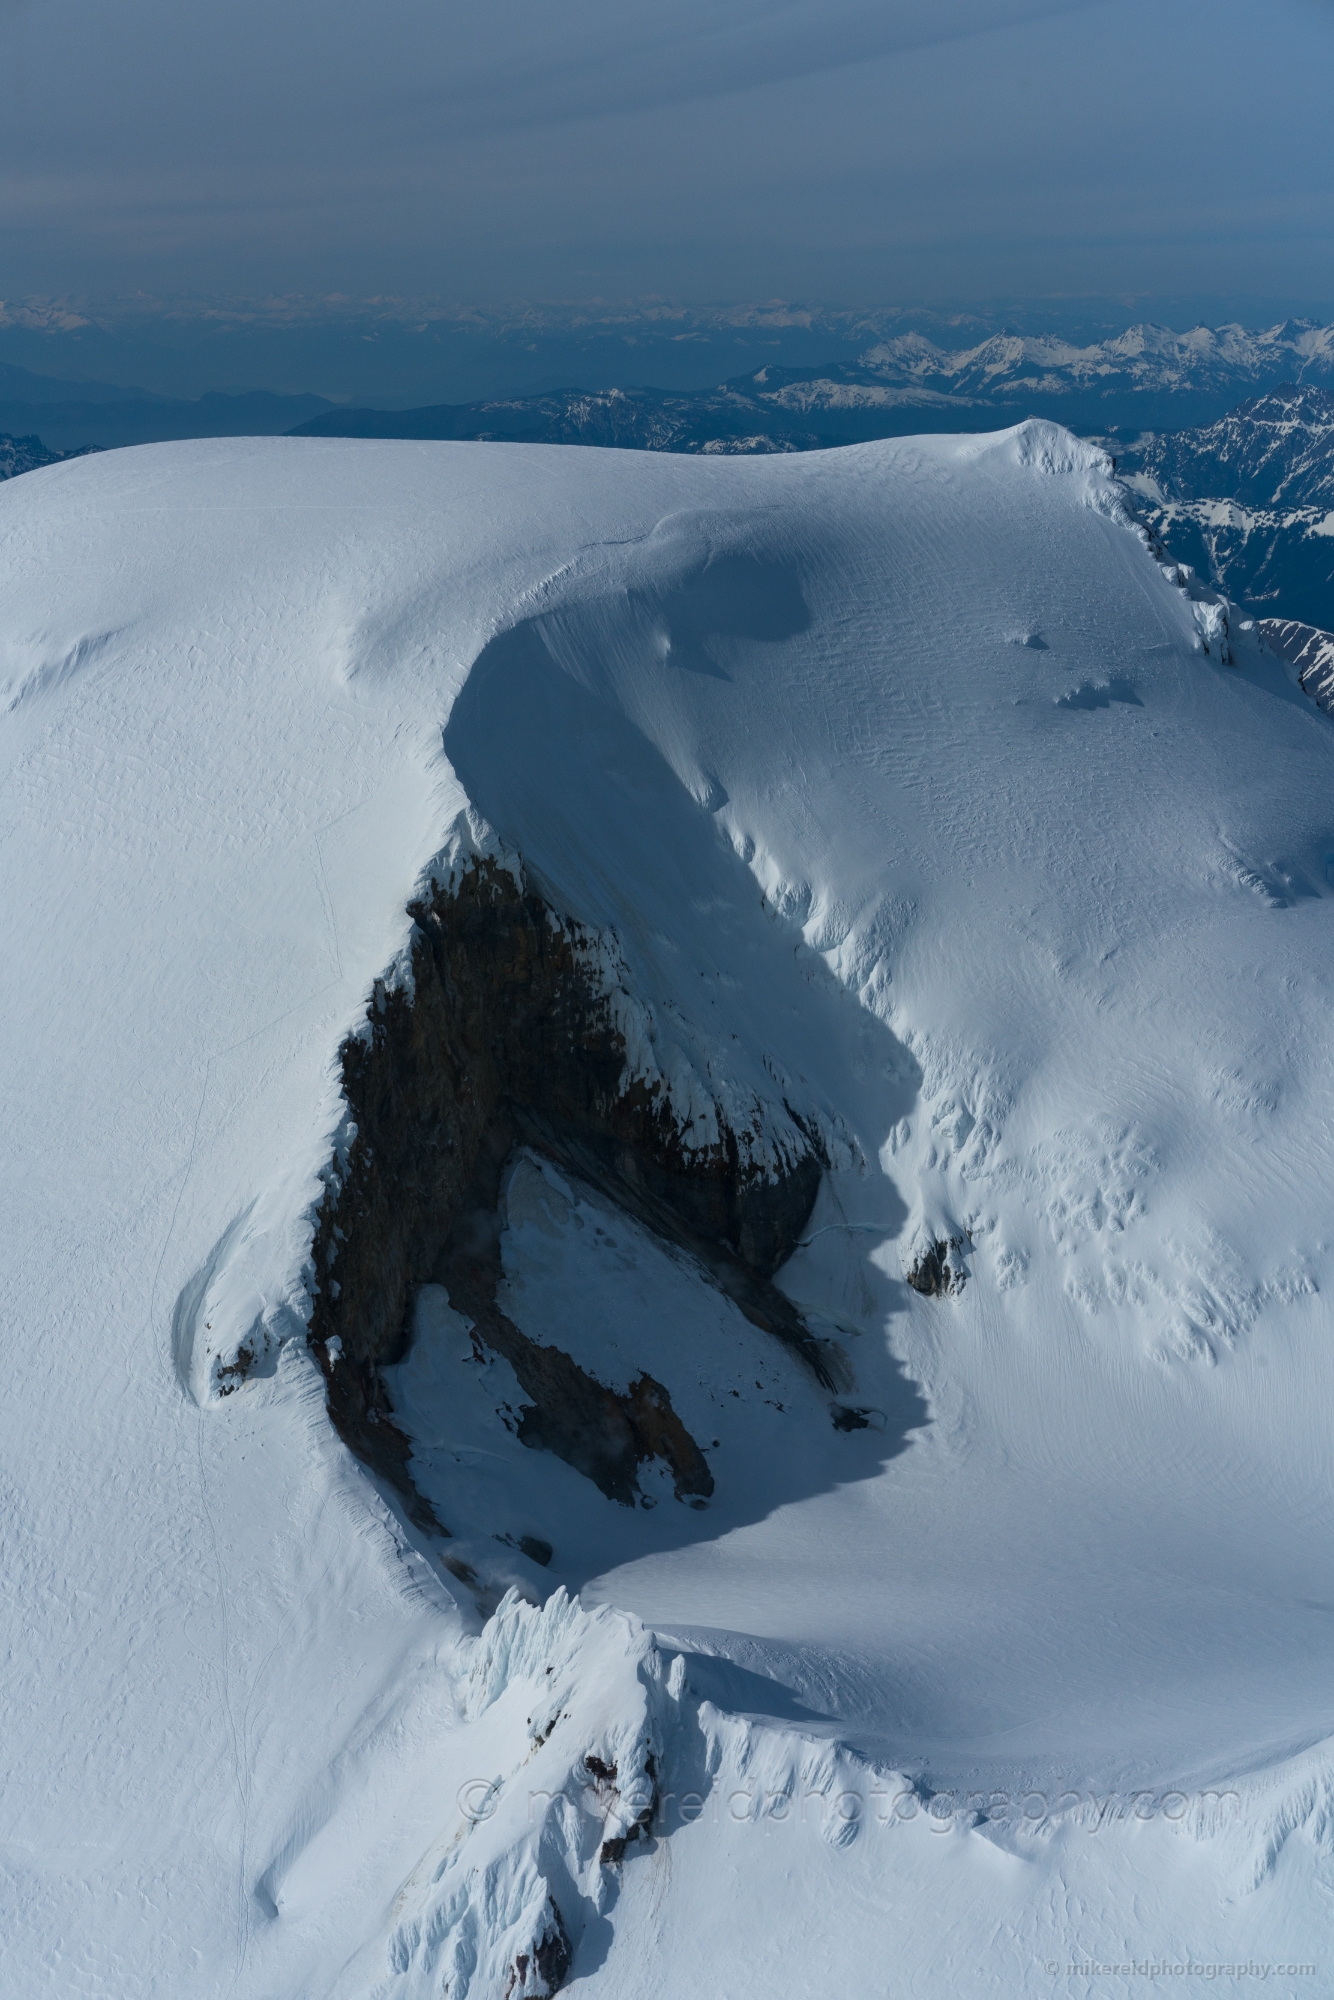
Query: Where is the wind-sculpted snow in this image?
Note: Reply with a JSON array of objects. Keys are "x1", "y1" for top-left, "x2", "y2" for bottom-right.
[
  {"x1": 4, "y1": 422, "x2": 1334, "y2": 1995},
  {"x1": 376, "y1": 1590, "x2": 659, "y2": 1998}
]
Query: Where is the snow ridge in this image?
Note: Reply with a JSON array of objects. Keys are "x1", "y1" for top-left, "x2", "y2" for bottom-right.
[{"x1": 379, "y1": 1591, "x2": 663, "y2": 1999}]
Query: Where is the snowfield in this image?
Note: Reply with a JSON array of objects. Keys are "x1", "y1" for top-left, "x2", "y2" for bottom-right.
[{"x1": 3, "y1": 427, "x2": 1334, "y2": 1997}]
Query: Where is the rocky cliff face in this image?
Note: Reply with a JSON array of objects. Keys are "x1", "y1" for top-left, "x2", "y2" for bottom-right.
[
  {"x1": 1259, "y1": 615, "x2": 1334, "y2": 718},
  {"x1": 1124, "y1": 382, "x2": 1334, "y2": 511},
  {"x1": 1117, "y1": 385, "x2": 1334, "y2": 629},
  {"x1": 306, "y1": 856, "x2": 829, "y2": 1521}
]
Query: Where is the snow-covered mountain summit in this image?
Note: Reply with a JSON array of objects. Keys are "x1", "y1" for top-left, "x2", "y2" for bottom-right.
[{"x1": 3, "y1": 426, "x2": 1334, "y2": 1995}]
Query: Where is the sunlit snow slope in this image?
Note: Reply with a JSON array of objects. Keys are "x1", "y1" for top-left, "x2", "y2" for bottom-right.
[{"x1": 3, "y1": 428, "x2": 1334, "y2": 1998}]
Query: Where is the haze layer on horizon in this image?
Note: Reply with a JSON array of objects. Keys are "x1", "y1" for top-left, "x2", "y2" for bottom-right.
[{"x1": 3, "y1": 0, "x2": 1332, "y2": 316}]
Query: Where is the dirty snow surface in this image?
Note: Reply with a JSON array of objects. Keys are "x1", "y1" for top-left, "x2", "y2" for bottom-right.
[{"x1": 4, "y1": 428, "x2": 1334, "y2": 1998}]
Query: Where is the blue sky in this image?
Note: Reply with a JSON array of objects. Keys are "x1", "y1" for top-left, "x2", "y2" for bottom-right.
[{"x1": 0, "y1": 0, "x2": 1331, "y2": 312}]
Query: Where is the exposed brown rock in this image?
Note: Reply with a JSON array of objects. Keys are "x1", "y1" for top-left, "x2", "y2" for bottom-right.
[
  {"x1": 307, "y1": 856, "x2": 828, "y2": 1519},
  {"x1": 440, "y1": 1215, "x2": 713, "y2": 1506},
  {"x1": 507, "y1": 1899, "x2": 571, "y2": 1998},
  {"x1": 906, "y1": 1236, "x2": 968, "y2": 1298}
]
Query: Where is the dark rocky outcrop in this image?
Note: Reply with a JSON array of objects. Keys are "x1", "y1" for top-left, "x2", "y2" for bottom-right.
[
  {"x1": 906, "y1": 1235, "x2": 968, "y2": 1298},
  {"x1": 307, "y1": 856, "x2": 828, "y2": 1521},
  {"x1": 440, "y1": 1219, "x2": 714, "y2": 1509},
  {"x1": 508, "y1": 1898, "x2": 571, "y2": 1998}
]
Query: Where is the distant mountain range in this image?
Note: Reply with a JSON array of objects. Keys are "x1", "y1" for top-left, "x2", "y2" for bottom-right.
[
  {"x1": 864, "y1": 320, "x2": 1334, "y2": 423},
  {"x1": 292, "y1": 320, "x2": 1334, "y2": 449},
  {"x1": 295, "y1": 379, "x2": 832, "y2": 452},
  {"x1": 1120, "y1": 383, "x2": 1334, "y2": 630},
  {"x1": 2, "y1": 317, "x2": 1334, "y2": 455},
  {"x1": 0, "y1": 361, "x2": 332, "y2": 454},
  {"x1": 0, "y1": 432, "x2": 98, "y2": 479}
]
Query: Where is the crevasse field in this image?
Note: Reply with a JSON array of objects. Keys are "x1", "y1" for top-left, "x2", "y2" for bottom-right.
[{"x1": 3, "y1": 427, "x2": 1333, "y2": 1997}]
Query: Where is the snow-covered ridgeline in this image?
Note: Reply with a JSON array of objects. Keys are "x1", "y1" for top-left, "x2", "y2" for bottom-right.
[
  {"x1": 371, "y1": 1580, "x2": 916, "y2": 1999},
  {"x1": 376, "y1": 1576, "x2": 1334, "y2": 1998}
]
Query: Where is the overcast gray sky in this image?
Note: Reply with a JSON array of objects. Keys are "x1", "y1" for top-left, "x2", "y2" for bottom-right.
[{"x1": 0, "y1": 0, "x2": 1331, "y2": 307}]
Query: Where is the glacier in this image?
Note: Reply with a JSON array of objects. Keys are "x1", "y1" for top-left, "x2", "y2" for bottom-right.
[{"x1": 2, "y1": 425, "x2": 1333, "y2": 1996}]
